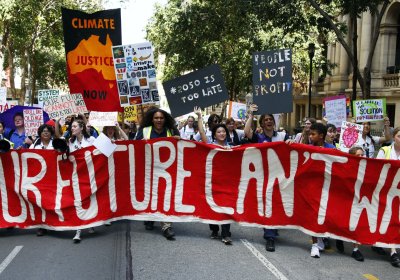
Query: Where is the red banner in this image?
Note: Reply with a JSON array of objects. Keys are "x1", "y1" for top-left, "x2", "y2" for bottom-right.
[{"x1": 1, "y1": 139, "x2": 399, "y2": 247}]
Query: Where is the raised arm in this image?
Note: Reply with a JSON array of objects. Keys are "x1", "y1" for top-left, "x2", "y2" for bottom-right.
[
  {"x1": 244, "y1": 104, "x2": 258, "y2": 140},
  {"x1": 115, "y1": 122, "x2": 129, "y2": 140},
  {"x1": 378, "y1": 117, "x2": 391, "y2": 143},
  {"x1": 194, "y1": 106, "x2": 208, "y2": 143}
]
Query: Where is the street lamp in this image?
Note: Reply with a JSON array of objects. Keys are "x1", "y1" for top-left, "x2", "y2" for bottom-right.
[{"x1": 308, "y1": 43, "x2": 315, "y2": 118}]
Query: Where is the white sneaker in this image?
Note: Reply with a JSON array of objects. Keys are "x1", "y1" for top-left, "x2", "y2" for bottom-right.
[
  {"x1": 317, "y1": 237, "x2": 325, "y2": 251},
  {"x1": 311, "y1": 244, "x2": 320, "y2": 258},
  {"x1": 88, "y1": 227, "x2": 95, "y2": 234},
  {"x1": 73, "y1": 230, "x2": 81, "y2": 243}
]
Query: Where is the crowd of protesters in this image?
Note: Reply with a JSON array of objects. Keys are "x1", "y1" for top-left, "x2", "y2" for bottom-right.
[{"x1": 0, "y1": 105, "x2": 399, "y2": 268}]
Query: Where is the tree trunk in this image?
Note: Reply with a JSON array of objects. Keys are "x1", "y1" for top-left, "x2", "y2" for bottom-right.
[
  {"x1": 30, "y1": 53, "x2": 37, "y2": 106},
  {"x1": 6, "y1": 42, "x2": 16, "y2": 100},
  {"x1": 352, "y1": 11, "x2": 359, "y2": 103},
  {"x1": 19, "y1": 49, "x2": 28, "y2": 105}
]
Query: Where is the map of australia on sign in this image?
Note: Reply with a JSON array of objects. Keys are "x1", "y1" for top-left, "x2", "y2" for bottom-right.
[{"x1": 67, "y1": 34, "x2": 116, "y2": 83}]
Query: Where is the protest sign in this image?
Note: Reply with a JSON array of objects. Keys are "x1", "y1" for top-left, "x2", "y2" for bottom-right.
[
  {"x1": 37, "y1": 89, "x2": 60, "y2": 107},
  {"x1": 227, "y1": 101, "x2": 247, "y2": 121},
  {"x1": 88, "y1": 111, "x2": 118, "y2": 126},
  {"x1": 43, "y1": 94, "x2": 87, "y2": 120},
  {"x1": 252, "y1": 49, "x2": 293, "y2": 114},
  {"x1": 338, "y1": 121, "x2": 363, "y2": 153},
  {"x1": 163, "y1": 64, "x2": 229, "y2": 117},
  {"x1": 62, "y1": 8, "x2": 122, "y2": 111},
  {"x1": 0, "y1": 87, "x2": 6, "y2": 105},
  {"x1": 23, "y1": 109, "x2": 44, "y2": 136},
  {"x1": 112, "y1": 42, "x2": 159, "y2": 107},
  {"x1": 353, "y1": 99, "x2": 386, "y2": 122},
  {"x1": 1, "y1": 140, "x2": 400, "y2": 247},
  {"x1": 323, "y1": 96, "x2": 347, "y2": 129},
  {"x1": 121, "y1": 105, "x2": 138, "y2": 122},
  {"x1": 0, "y1": 100, "x2": 18, "y2": 113}
]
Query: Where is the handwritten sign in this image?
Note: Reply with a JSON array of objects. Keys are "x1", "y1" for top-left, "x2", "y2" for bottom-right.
[
  {"x1": 163, "y1": 64, "x2": 229, "y2": 117},
  {"x1": 227, "y1": 101, "x2": 247, "y2": 120},
  {"x1": 338, "y1": 121, "x2": 363, "y2": 153},
  {"x1": 23, "y1": 109, "x2": 44, "y2": 136},
  {"x1": 323, "y1": 96, "x2": 347, "y2": 129},
  {"x1": 353, "y1": 99, "x2": 386, "y2": 122},
  {"x1": 43, "y1": 94, "x2": 87, "y2": 120},
  {"x1": 252, "y1": 49, "x2": 293, "y2": 114},
  {"x1": 0, "y1": 100, "x2": 18, "y2": 113},
  {"x1": 38, "y1": 89, "x2": 60, "y2": 107},
  {"x1": 88, "y1": 111, "x2": 118, "y2": 127}
]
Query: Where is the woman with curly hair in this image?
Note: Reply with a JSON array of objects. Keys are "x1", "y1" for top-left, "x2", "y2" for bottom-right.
[{"x1": 135, "y1": 107, "x2": 180, "y2": 240}]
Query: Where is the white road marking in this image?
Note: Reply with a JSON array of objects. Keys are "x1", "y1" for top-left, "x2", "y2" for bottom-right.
[
  {"x1": 0, "y1": 246, "x2": 23, "y2": 275},
  {"x1": 241, "y1": 239, "x2": 288, "y2": 280}
]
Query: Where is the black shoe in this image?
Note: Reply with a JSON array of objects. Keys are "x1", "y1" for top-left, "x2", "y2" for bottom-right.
[
  {"x1": 351, "y1": 250, "x2": 364, "y2": 262},
  {"x1": 266, "y1": 238, "x2": 275, "y2": 252},
  {"x1": 391, "y1": 253, "x2": 400, "y2": 267},
  {"x1": 336, "y1": 240, "x2": 344, "y2": 253},
  {"x1": 36, "y1": 228, "x2": 47, "y2": 237},
  {"x1": 144, "y1": 221, "x2": 154, "y2": 231},
  {"x1": 323, "y1": 238, "x2": 331, "y2": 250},
  {"x1": 210, "y1": 231, "x2": 219, "y2": 239},
  {"x1": 372, "y1": 246, "x2": 386, "y2": 255},
  {"x1": 163, "y1": 228, "x2": 175, "y2": 240}
]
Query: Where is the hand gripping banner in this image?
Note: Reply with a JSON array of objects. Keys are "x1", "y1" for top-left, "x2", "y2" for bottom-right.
[
  {"x1": 0, "y1": 140, "x2": 399, "y2": 248},
  {"x1": 62, "y1": 8, "x2": 122, "y2": 111}
]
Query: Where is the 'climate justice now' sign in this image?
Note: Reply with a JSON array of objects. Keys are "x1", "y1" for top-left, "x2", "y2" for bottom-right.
[{"x1": 0, "y1": 140, "x2": 399, "y2": 247}]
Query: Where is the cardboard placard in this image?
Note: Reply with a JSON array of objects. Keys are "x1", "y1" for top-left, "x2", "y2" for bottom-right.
[
  {"x1": 163, "y1": 64, "x2": 229, "y2": 117},
  {"x1": 227, "y1": 101, "x2": 247, "y2": 121},
  {"x1": 38, "y1": 89, "x2": 60, "y2": 107},
  {"x1": 338, "y1": 121, "x2": 364, "y2": 153},
  {"x1": 43, "y1": 94, "x2": 87, "y2": 120},
  {"x1": 353, "y1": 99, "x2": 386, "y2": 122},
  {"x1": 0, "y1": 87, "x2": 7, "y2": 105},
  {"x1": 323, "y1": 96, "x2": 347, "y2": 129},
  {"x1": 252, "y1": 49, "x2": 293, "y2": 114},
  {"x1": 23, "y1": 109, "x2": 44, "y2": 136},
  {"x1": 88, "y1": 111, "x2": 118, "y2": 127},
  {"x1": 112, "y1": 42, "x2": 159, "y2": 107}
]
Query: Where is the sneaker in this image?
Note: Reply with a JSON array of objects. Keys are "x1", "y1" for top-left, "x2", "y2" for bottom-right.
[
  {"x1": 210, "y1": 231, "x2": 219, "y2": 239},
  {"x1": 316, "y1": 237, "x2": 325, "y2": 251},
  {"x1": 351, "y1": 249, "x2": 364, "y2": 262},
  {"x1": 311, "y1": 244, "x2": 320, "y2": 258},
  {"x1": 391, "y1": 253, "x2": 400, "y2": 267},
  {"x1": 73, "y1": 230, "x2": 81, "y2": 243},
  {"x1": 36, "y1": 228, "x2": 47, "y2": 237},
  {"x1": 372, "y1": 246, "x2": 386, "y2": 255},
  {"x1": 336, "y1": 240, "x2": 344, "y2": 253},
  {"x1": 266, "y1": 238, "x2": 275, "y2": 252},
  {"x1": 222, "y1": 237, "x2": 232, "y2": 245},
  {"x1": 323, "y1": 238, "x2": 331, "y2": 249},
  {"x1": 163, "y1": 228, "x2": 175, "y2": 240},
  {"x1": 88, "y1": 227, "x2": 95, "y2": 234}
]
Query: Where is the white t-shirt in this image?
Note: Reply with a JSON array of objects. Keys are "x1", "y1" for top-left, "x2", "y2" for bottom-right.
[
  {"x1": 194, "y1": 129, "x2": 212, "y2": 143},
  {"x1": 69, "y1": 136, "x2": 95, "y2": 153},
  {"x1": 29, "y1": 139, "x2": 54, "y2": 150},
  {"x1": 180, "y1": 125, "x2": 196, "y2": 140},
  {"x1": 359, "y1": 135, "x2": 380, "y2": 158}
]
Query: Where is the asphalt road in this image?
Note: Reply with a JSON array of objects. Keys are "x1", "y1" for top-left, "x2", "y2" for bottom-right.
[{"x1": 0, "y1": 221, "x2": 398, "y2": 279}]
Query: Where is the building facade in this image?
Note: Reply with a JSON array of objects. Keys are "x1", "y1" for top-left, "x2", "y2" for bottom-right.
[{"x1": 285, "y1": 1, "x2": 400, "y2": 133}]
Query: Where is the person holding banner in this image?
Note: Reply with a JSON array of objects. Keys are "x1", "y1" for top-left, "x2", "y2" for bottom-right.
[
  {"x1": 294, "y1": 117, "x2": 316, "y2": 144},
  {"x1": 6, "y1": 112, "x2": 33, "y2": 149},
  {"x1": 135, "y1": 107, "x2": 180, "y2": 240},
  {"x1": 244, "y1": 104, "x2": 289, "y2": 252},
  {"x1": 68, "y1": 119, "x2": 96, "y2": 243},
  {"x1": 194, "y1": 106, "x2": 233, "y2": 245},
  {"x1": 193, "y1": 114, "x2": 222, "y2": 143},
  {"x1": 29, "y1": 124, "x2": 55, "y2": 236},
  {"x1": 375, "y1": 127, "x2": 400, "y2": 267},
  {"x1": 359, "y1": 118, "x2": 390, "y2": 158}
]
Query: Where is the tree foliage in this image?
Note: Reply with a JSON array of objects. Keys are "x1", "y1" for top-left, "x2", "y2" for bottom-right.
[{"x1": 146, "y1": 0, "x2": 333, "y2": 101}]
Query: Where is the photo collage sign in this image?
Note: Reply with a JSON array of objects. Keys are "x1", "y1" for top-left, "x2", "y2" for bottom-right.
[{"x1": 112, "y1": 42, "x2": 159, "y2": 107}]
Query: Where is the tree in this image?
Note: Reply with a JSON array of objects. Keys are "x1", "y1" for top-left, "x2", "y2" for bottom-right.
[
  {"x1": 307, "y1": 0, "x2": 390, "y2": 100},
  {"x1": 146, "y1": 0, "x2": 331, "y2": 102}
]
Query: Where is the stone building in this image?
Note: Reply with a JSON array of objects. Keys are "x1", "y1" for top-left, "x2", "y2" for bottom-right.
[{"x1": 284, "y1": 1, "x2": 400, "y2": 133}]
